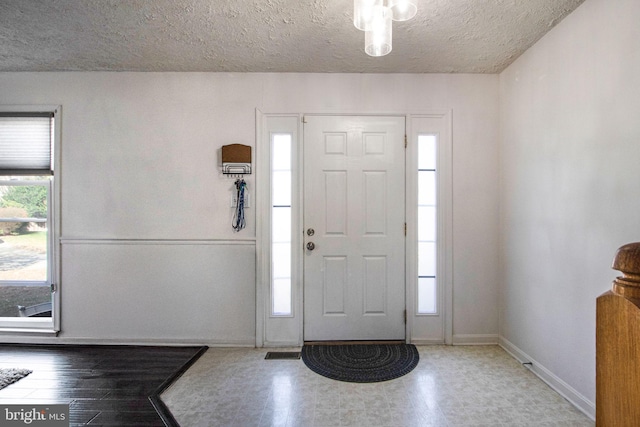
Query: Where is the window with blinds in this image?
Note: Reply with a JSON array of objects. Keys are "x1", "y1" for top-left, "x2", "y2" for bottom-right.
[
  {"x1": 0, "y1": 110, "x2": 56, "y2": 325},
  {"x1": 0, "y1": 113, "x2": 54, "y2": 175}
]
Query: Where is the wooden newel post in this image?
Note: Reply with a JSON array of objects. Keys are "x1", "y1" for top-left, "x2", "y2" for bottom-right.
[{"x1": 596, "y1": 243, "x2": 640, "y2": 426}]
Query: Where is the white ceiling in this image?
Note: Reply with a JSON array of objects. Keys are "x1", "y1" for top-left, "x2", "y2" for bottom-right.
[{"x1": 0, "y1": 0, "x2": 584, "y2": 73}]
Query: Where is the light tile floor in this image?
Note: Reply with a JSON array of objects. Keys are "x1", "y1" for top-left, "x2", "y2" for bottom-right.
[{"x1": 162, "y1": 345, "x2": 595, "y2": 427}]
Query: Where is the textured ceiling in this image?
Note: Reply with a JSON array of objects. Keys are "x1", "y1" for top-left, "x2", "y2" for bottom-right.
[{"x1": 0, "y1": 0, "x2": 584, "y2": 73}]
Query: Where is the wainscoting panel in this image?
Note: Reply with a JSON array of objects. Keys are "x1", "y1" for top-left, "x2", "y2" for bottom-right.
[{"x1": 56, "y1": 240, "x2": 256, "y2": 345}]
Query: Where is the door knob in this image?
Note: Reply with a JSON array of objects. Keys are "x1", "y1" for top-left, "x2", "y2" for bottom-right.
[{"x1": 306, "y1": 242, "x2": 315, "y2": 251}]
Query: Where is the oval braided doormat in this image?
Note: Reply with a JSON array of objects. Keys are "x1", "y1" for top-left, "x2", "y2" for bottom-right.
[{"x1": 301, "y1": 343, "x2": 419, "y2": 383}]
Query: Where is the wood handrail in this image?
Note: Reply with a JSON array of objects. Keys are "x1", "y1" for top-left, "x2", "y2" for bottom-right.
[{"x1": 596, "y1": 242, "x2": 640, "y2": 426}]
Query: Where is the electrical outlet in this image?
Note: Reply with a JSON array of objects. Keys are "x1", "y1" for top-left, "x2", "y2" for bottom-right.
[{"x1": 231, "y1": 192, "x2": 250, "y2": 208}]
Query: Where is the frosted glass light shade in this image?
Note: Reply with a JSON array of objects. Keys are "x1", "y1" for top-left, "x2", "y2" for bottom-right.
[
  {"x1": 389, "y1": 0, "x2": 417, "y2": 21},
  {"x1": 354, "y1": 0, "x2": 383, "y2": 31},
  {"x1": 365, "y1": 6, "x2": 392, "y2": 57}
]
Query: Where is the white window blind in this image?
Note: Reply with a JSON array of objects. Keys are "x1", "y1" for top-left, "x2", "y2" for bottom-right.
[{"x1": 0, "y1": 113, "x2": 53, "y2": 175}]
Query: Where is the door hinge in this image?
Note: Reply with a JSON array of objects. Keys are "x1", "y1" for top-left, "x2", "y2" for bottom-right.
[
  {"x1": 51, "y1": 283, "x2": 57, "y2": 292},
  {"x1": 302, "y1": 116, "x2": 308, "y2": 124},
  {"x1": 404, "y1": 223, "x2": 407, "y2": 236},
  {"x1": 404, "y1": 310, "x2": 407, "y2": 324},
  {"x1": 404, "y1": 135, "x2": 407, "y2": 148}
]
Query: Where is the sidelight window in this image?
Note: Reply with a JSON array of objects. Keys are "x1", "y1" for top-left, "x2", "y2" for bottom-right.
[
  {"x1": 417, "y1": 134, "x2": 437, "y2": 314},
  {"x1": 271, "y1": 133, "x2": 292, "y2": 316}
]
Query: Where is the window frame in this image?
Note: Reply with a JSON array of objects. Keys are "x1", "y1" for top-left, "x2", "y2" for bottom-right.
[
  {"x1": 406, "y1": 112, "x2": 453, "y2": 344},
  {"x1": 0, "y1": 105, "x2": 61, "y2": 334},
  {"x1": 256, "y1": 113, "x2": 302, "y2": 347}
]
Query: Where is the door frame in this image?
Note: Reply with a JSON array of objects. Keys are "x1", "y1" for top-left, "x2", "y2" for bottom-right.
[{"x1": 256, "y1": 110, "x2": 452, "y2": 347}]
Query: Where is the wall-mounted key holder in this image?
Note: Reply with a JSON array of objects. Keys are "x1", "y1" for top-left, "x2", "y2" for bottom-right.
[
  {"x1": 221, "y1": 144, "x2": 252, "y2": 176},
  {"x1": 221, "y1": 144, "x2": 251, "y2": 232}
]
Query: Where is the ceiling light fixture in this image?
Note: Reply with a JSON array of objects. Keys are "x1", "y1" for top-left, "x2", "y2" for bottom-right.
[
  {"x1": 388, "y1": 0, "x2": 417, "y2": 21},
  {"x1": 353, "y1": 0, "x2": 382, "y2": 31},
  {"x1": 354, "y1": 0, "x2": 417, "y2": 57},
  {"x1": 364, "y1": 6, "x2": 392, "y2": 57}
]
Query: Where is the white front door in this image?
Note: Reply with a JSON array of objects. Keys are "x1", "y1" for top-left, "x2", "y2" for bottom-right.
[{"x1": 303, "y1": 115, "x2": 406, "y2": 341}]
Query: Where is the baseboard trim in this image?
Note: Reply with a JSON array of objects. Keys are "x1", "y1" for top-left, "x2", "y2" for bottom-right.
[
  {"x1": 499, "y1": 336, "x2": 595, "y2": 421},
  {"x1": 410, "y1": 339, "x2": 445, "y2": 345},
  {"x1": 263, "y1": 341, "x2": 303, "y2": 348},
  {"x1": 452, "y1": 334, "x2": 500, "y2": 345}
]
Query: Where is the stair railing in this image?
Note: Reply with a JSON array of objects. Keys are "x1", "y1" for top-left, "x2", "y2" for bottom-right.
[{"x1": 596, "y1": 242, "x2": 640, "y2": 426}]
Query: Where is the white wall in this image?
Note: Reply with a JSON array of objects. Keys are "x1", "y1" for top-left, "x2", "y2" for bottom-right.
[
  {"x1": 499, "y1": 0, "x2": 640, "y2": 415},
  {"x1": 0, "y1": 72, "x2": 499, "y2": 345}
]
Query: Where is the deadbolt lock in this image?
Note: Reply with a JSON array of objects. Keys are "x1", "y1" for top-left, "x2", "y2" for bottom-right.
[{"x1": 306, "y1": 228, "x2": 315, "y2": 236}]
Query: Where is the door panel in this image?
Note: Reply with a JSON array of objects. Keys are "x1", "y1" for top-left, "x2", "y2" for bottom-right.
[{"x1": 303, "y1": 115, "x2": 405, "y2": 341}]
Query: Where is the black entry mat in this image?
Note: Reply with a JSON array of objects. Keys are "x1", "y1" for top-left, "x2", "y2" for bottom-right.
[
  {"x1": 265, "y1": 351, "x2": 301, "y2": 360},
  {"x1": 301, "y1": 343, "x2": 419, "y2": 383}
]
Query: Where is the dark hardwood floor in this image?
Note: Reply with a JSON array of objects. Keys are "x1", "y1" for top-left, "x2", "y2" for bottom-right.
[{"x1": 0, "y1": 344, "x2": 207, "y2": 426}]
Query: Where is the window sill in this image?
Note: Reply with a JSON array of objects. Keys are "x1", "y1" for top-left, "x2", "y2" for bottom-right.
[
  {"x1": 0, "y1": 317, "x2": 57, "y2": 336},
  {"x1": 0, "y1": 328, "x2": 58, "y2": 336}
]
